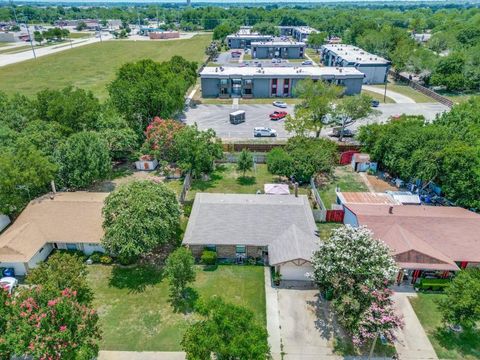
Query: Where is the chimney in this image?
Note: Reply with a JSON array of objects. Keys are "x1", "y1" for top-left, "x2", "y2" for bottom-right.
[
  {"x1": 389, "y1": 206, "x2": 393, "y2": 214},
  {"x1": 294, "y1": 182, "x2": 299, "y2": 197}
]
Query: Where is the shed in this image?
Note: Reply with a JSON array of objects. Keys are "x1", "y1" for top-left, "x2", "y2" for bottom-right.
[{"x1": 351, "y1": 153, "x2": 377, "y2": 172}]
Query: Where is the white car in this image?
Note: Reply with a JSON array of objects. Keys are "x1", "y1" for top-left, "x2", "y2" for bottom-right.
[
  {"x1": 0, "y1": 277, "x2": 18, "y2": 294},
  {"x1": 272, "y1": 101, "x2": 287, "y2": 108},
  {"x1": 302, "y1": 60, "x2": 313, "y2": 65},
  {"x1": 254, "y1": 127, "x2": 277, "y2": 137}
]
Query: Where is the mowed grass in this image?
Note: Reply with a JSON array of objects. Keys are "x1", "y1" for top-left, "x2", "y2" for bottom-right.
[
  {"x1": 318, "y1": 166, "x2": 368, "y2": 208},
  {"x1": 410, "y1": 293, "x2": 480, "y2": 359},
  {"x1": 316, "y1": 222, "x2": 343, "y2": 241},
  {"x1": 362, "y1": 89, "x2": 395, "y2": 104},
  {"x1": 88, "y1": 264, "x2": 265, "y2": 351},
  {"x1": 0, "y1": 34, "x2": 212, "y2": 100},
  {"x1": 165, "y1": 163, "x2": 309, "y2": 202},
  {"x1": 372, "y1": 83, "x2": 437, "y2": 103}
]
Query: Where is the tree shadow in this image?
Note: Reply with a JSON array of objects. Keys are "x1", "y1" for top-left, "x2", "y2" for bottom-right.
[
  {"x1": 108, "y1": 264, "x2": 164, "y2": 293},
  {"x1": 203, "y1": 264, "x2": 218, "y2": 272},
  {"x1": 433, "y1": 326, "x2": 480, "y2": 358},
  {"x1": 190, "y1": 167, "x2": 225, "y2": 192},
  {"x1": 236, "y1": 176, "x2": 256, "y2": 186},
  {"x1": 169, "y1": 287, "x2": 199, "y2": 314}
]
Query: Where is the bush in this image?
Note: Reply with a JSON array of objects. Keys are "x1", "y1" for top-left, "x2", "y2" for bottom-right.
[
  {"x1": 100, "y1": 255, "x2": 113, "y2": 265},
  {"x1": 55, "y1": 249, "x2": 87, "y2": 262},
  {"x1": 89, "y1": 251, "x2": 103, "y2": 263},
  {"x1": 201, "y1": 250, "x2": 217, "y2": 265}
]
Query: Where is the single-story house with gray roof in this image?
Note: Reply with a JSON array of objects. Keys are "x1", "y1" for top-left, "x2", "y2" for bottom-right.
[{"x1": 182, "y1": 193, "x2": 320, "y2": 281}]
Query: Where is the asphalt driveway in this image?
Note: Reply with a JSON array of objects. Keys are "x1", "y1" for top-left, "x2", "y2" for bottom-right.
[
  {"x1": 184, "y1": 103, "x2": 448, "y2": 140},
  {"x1": 184, "y1": 104, "x2": 294, "y2": 140}
]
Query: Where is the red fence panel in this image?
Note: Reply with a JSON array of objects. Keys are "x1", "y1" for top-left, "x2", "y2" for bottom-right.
[
  {"x1": 339, "y1": 150, "x2": 359, "y2": 165},
  {"x1": 326, "y1": 210, "x2": 345, "y2": 223}
]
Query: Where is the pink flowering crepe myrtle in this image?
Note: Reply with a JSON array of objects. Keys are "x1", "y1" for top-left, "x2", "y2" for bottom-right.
[
  {"x1": 11, "y1": 287, "x2": 101, "y2": 360},
  {"x1": 352, "y1": 287, "x2": 404, "y2": 346}
]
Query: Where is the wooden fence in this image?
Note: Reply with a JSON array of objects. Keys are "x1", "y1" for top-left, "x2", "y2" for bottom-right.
[
  {"x1": 179, "y1": 171, "x2": 192, "y2": 204},
  {"x1": 222, "y1": 142, "x2": 360, "y2": 154},
  {"x1": 389, "y1": 70, "x2": 454, "y2": 108}
]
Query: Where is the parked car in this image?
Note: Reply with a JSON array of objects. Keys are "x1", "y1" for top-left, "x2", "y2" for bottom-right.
[
  {"x1": 0, "y1": 277, "x2": 18, "y2": 294},
  {"x1": 371, "y1": 100, "x2": 380, "y2": 107},
  {"x1": 302, "y1": 60, "x2": 313, "y2": 65},
  {"x1": 328, "y1": 128, "x2": 356, "y2": 138},
  {"x1": 254, "y1": 127, "x2": 277, "y2": 137},
  {"x1": 270, "y1": 111, "x2": 288, "y2": 120},
  {"x1": 271, "y1": 58, "x2": 280, "y2": 63},
  {"x1": 272, "y1": 101, "x2": 288, "y2": 108}
]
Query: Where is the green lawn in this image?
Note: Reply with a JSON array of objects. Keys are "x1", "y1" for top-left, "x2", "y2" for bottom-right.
[
  {"x1": 436, "y1": 91, "x2": 480, "y2": 104},
  {"x1": 0, "y1": 45, "x2": 32, "y2": 54},
  {"x1": 88, "y1": 264, "x2": 265, "y2": 351},
  {"x1": 362, "y1": 89, "x2": 395, "y2": 104},
  {"x1": 240, "y1": 97, "x2": 302, "y2": 105},
  {"x1": 0, "y1": 34, "x2": 212, "y2": 100},
  {"x1": 69, "y1": 32, "x2": 92, "y2": 39},
  {"x1": 318, "y1": 166, "x2": 368, "y2": 208},
  {"x1": 165, "y1": 163, "x2": 309, "y2": 202},
  {"x1": 410, "y1": 293, "x2": 480, "y2": 359},
  {"x1": 373, "y1": 84, "x2": 437, "y2": 103},
  {"x1": 316, "y1": 222, "x2": 343, "y2": 241}
]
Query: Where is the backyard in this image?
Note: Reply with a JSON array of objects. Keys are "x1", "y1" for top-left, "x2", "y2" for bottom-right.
[
  {"x1": 165, "y1": 163, "x2": 310, "y2": 202},
  {"x1": 410, "y1": 293, "x2": 480, "y2": 359},
  {"x1": 0, "y1": 34, "x2": 212, "y2": 99},
  {"x1": 317, "y1": 166, "x2": 368, "y2": 209},
  {"x1": 88, "y1": 264, "x2": 266, "y2": 351}
]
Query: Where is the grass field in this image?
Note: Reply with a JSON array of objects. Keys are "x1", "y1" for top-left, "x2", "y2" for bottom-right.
[
  {"x1": 410, "y1": 293, "x2": 480, "y2": 359},
  {"x1": 0, "y1": 34, "x2": 212, "y2": 100},
  {"x1": 318, "y1": 166, "x2": 368, "y2": 208},
  {"x1": 316, "y1": 222, "x2": 343, "y2": 240},
  {"x1": 69, "y1": 32, "x2": 92, "y2": 39},
  {"x1": 362, "y1": 89, "x2": 395, "y2": 104},
  {"x1": 88, "y1": 264, "x2": 265, "y2": 351},
  {"x1": 373, "y1": 83, "x2": 437, "y2": 103}
]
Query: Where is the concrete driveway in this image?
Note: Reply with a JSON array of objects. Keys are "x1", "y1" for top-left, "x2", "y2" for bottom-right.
[
  {"x1": 184, "y1": 104, "x2": 294, "y2": 140},
  {"x1": 277, "y1": 289, "x2": 340, "y2": 359},
  {"x1": 265, "y1": 269, "x2": 339, "y2": 360}
]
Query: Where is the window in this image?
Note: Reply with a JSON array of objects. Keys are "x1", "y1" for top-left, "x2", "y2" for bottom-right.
[
  {"x1": 38, "y1": 247, "x2": 44, "y2": 254},
  {"x1": 220, "y1": 79, "x2": 228, "y2": 85},
  {"x1": 236, "y1": 245, "x2": 246, "y2": 254},
  {"x1": 66, "y1": 243, "x2": 77, "y2": 251},
  {"x1": 206, "y1": 244, "x2": 216, "y2": 252},
  {"x1": 283, "y1": 79, "x2": 290, "y2": 95},
  {"x1": 271, "y1": 78, "x2": 278, "y2": 96}
]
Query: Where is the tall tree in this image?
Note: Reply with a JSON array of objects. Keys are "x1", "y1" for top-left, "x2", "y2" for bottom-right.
[
  {"x1": 173, "y1": 125, "x2": 223, "y2": 178},
  {"x1": 108, "y1": 57, "x2": 197, "y2": 135},
  {"x1": 293, "y1": 79, "x2": 343, "y2": 137},
  {"x1": 102, "y1": 181, "x2": 181, "y2": 263},
  {"x1": 0, "y1": 144, "x2": 57, "y2": 216},
  {"x1": 55, "y1": 131, "x2": 111, "y2": 189},
  {"x1": 165, "y1": 247, "x2": 196, "y2": 306},
  {"x1": 181, "y1": 297, "x2": 270, "y2": 360}
]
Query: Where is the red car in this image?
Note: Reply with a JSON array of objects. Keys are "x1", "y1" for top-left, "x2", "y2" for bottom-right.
[{"x1": 269, "y1": 111, "x2": 288, "y2": 120}]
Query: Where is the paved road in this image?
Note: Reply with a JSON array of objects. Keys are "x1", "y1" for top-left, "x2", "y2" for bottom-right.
[
  {"x1": 393, "y1": 292, "x2": 438, "y2": 360},
  {"x1": 184, "y1": 103, "x2": 448, "y2": 140},
  {"x1": 0, "y1": 33, "x2": 113, "y2": 67},
  {"x1": 184, "y1": 103, "x2": 293, "y2": 140},
  {"x1": 363, "y1": 85, "x2": 416, "y2": 104}
]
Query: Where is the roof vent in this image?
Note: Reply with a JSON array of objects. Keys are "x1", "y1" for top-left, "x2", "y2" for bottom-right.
[{"x1": 389, "y1": 206, "x2": 393, "y2": 214}]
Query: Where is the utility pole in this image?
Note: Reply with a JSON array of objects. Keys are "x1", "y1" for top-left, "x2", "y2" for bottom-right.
[{"x1": 24, "y1": 18, "x2": 36, "y2": 59}]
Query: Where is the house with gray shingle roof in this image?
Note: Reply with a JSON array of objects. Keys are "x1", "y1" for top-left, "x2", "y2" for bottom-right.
[{"x1": 182, "y1": 193, "x2": 320, "y2": 281}]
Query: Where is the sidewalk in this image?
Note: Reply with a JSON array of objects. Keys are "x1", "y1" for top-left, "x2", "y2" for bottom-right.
[
  {"x1": 392, "y1": 292, "x2": 438, "y2": 360},
  {"x1": 363, "y1": 85, "x2": 415, "y2": 104},
  {"x1": 99, "y1": 351, "x2": 185, "y2": 360}
]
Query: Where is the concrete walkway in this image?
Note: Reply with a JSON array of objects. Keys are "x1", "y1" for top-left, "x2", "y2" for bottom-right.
[
  {"x1": 363, "y1": 85, "x2": 416, "y2": 104},
  {"x1": 264, "y1": 267, "x2": 282, "y2": 359},
  {"x1": 393, "y1": 292, "x2": 438, "y2": 360},
  {"x1": 99, "y1": 351, "x2": 185, "y2": 360}
]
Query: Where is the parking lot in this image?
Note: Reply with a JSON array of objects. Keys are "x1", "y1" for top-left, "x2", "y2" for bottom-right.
[
  {"x1": 184, "y1": 102, "x2": 449, "y2": 140},
  {"x1": 184, "y1": 104, "x2": 293, "y2": 140}
]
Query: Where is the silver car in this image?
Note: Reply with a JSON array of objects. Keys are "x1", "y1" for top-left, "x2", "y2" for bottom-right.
[
  {"x1": 254, "y1": 127, "x2": 277, "y2": 137},
  {"x1": 272, "y1": 101, "x2": 287, "y2": 108}
]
